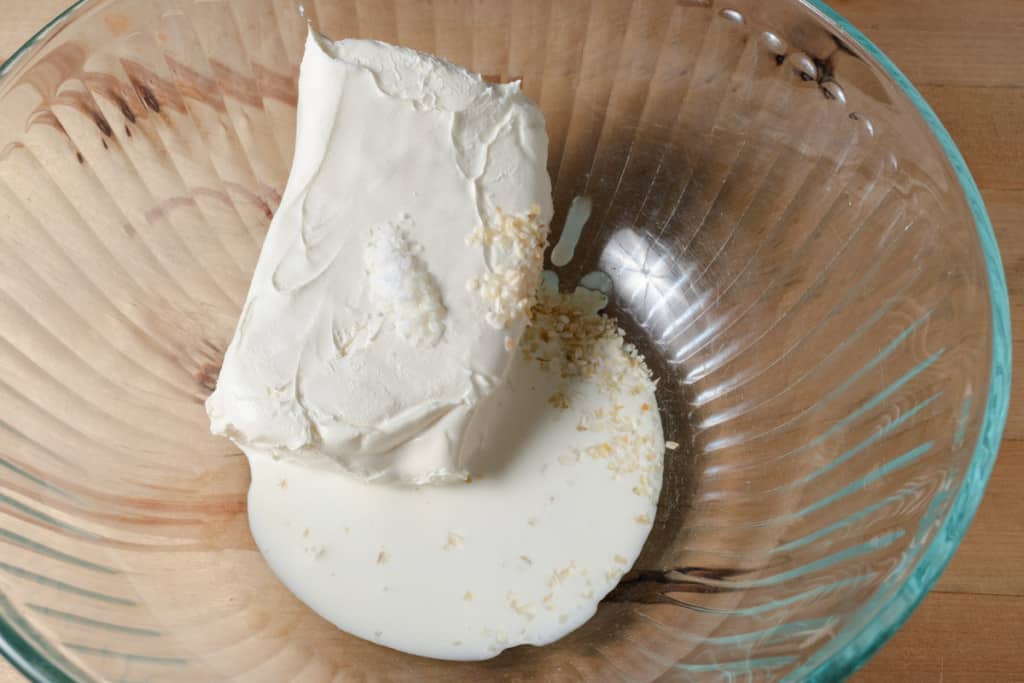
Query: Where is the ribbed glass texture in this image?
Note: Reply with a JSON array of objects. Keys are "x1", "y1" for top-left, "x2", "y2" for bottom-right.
[{"x1": 0, "y1": 1, "x2": 1010, "y2": 681}]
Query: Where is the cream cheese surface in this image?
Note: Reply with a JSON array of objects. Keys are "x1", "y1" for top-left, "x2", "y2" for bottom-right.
[{"x1": 207, "y1": 34, "x2": 553, "y2": 484}]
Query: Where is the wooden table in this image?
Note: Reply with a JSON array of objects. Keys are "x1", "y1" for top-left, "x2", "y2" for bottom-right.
[{"x1": 0, "y1": 1, "x2": 1021, "y2": 681}]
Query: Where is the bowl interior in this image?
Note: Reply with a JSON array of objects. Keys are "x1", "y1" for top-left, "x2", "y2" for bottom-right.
[{"x1": 0, "y1": 1, "x2": 1007, "y2": 681}]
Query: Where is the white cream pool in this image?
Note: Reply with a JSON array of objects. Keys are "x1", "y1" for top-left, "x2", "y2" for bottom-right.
[{"x1": 245, "y1": 290, "x2": 664, "y2": 660}]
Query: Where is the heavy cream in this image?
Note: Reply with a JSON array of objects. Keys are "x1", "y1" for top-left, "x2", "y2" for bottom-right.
[
  {"x1": 206, "y1": 33, "x2": 553, "y2": 484},
  {"x1": 246, "y1": 289, "x2": 664, "y2": 660}
]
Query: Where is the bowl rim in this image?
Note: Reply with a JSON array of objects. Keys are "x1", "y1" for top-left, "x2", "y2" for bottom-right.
[
  {"x1": 0, "y1": 1, "x2": 1012, "y2": 682},
  {"x1": 789, "y1": 2, "x2": 1012, "y2": 680}
]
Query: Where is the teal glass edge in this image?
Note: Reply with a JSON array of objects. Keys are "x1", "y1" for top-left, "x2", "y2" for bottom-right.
[
  {"x1": 0, "y1": 0, "x2": 88, "y2": 79},
  {"x1": 0, "y1": 1, "x2": 1013, "y2": 682},
  {"x1": 0, "y1": 3, "x2": 95, "y2": 680},
  {"x1": 789, "y1": 1, "x2": 1013, "y2": 681}
]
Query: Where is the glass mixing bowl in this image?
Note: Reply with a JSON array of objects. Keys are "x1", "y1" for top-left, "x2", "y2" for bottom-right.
[{"x1": 0, "y1": 0, "x2": 1011, "y2": 681}]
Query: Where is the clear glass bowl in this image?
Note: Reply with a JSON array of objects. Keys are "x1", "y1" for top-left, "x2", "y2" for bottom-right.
[{"x1": 0, "y1": 1, "x2": 1010, "y2": 681}]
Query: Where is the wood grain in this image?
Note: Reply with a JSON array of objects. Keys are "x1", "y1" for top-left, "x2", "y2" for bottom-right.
[
  {"x1": 857, "y1": 593, "x2": 1024, "y2": 682},
  {"x1": 0, "y1": 1, "x2": 1021, "y2": 681}
]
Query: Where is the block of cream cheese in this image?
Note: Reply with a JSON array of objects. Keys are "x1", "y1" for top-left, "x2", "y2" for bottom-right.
[{"x1": 206, "y1": 32, "x2": 553, "y2": 484}]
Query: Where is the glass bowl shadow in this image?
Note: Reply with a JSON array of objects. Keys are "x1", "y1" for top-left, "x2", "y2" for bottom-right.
[{"x1": 0, "y1": 0, "x2": 1010, "y2": 681}]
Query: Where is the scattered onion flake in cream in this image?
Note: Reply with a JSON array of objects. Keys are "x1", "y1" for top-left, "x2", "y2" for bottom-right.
[{"x1": 207, "y1": 33, "x2": 666, "y2": 662}]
